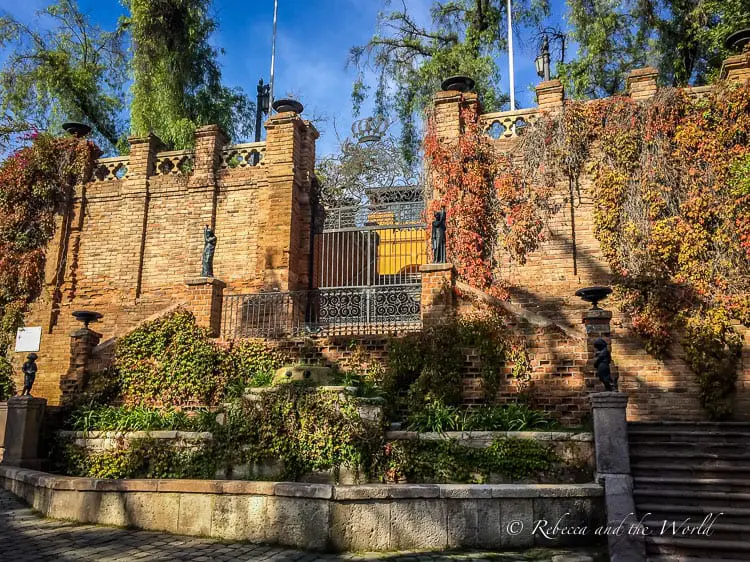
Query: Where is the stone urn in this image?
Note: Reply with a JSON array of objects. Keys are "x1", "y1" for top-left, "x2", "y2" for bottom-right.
[{"x1": 272, "y1": 99, "x2": 304, "y2": 114}]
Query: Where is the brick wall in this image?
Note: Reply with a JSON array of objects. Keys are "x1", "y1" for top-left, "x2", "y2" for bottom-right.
[
  {"x1": 11, "y1": 114, "x2": 318, "y2": 405},
  {"x1": 431, "y1": 63, "x2": 750, "y2": 422}
]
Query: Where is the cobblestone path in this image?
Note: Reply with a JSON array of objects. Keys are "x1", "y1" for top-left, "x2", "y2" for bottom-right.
[{"x1": 0, "y1": 490, "x2": 604, "y2": 561}]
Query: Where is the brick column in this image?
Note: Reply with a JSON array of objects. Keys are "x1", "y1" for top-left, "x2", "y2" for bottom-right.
[
  {"x1": 627, "y1": 67, "x2": 658, "y2": 101},
  {"x1": 259, "y1": 110, "x2": 319, "y2": 291},
  {"x1": 419, "y1": 263, "x2": 454, "y2": 327},
  {"x1": 721, "y1": 45, "x2": 750, "y2": 83},
  {"x1": 591, "y1": 393, "x2": 646, "y2": 562},
  {"x1": 185, "y1": 277, "x2": 225, "y2": 337},
  {"x1": 59, "y1": 327, "x2": 101, "y2": 401},
  {"x1": 118, "y1": 134, "x2": 161, "y2": 300},
  {"x1": 535, "y1": 79, "x2": 564, "y2": 111},
  {"x1": 428, "y1": 90, "x2": 481, "y2": 205},
  {"x1": 186, "y1": 125, "x2": 228, "y2": 278},
  {"x1": 0, "y1": 396, "x2": 46, "y2": 468}
]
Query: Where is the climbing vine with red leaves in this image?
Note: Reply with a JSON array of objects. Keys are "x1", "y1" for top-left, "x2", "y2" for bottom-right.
[
  {"x1": 509, "y1": 84, "x2": 750, "y2": 419},
  {"x1": 0, "y1": 133, "x2": 100, "y2": 397},
  {"x1": 424, "y1": 104, "x2": 555, "y2": 299}
]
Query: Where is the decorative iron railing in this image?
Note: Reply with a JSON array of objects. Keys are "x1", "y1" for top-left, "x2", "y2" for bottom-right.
[
  {"x1": 480, "y1": 108, "x2": 541, "y2": 139},
  {"x1": 92, "y1": 156, "x2": 129, "y2": 182},
  {"x1": 221, "y1": 286, "x2": 422, "y2": 339}
]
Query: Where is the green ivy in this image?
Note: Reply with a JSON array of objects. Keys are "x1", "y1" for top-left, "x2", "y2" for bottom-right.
[{"x1": 385, "y1": 316, "x2": 512, "y2": 407}]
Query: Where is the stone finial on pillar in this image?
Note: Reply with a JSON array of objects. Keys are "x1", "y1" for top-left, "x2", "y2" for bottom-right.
[
  {"x1": 185, "y1": 277, "x2": 225, "y2": 337},
  {"x1": 0, "y1": 396, "x2": 47, "y2": 468},
  {"x1": 627, "y1": 67, "x2": 658, "y2": 101},
  {"x1": 419, "y1": 263, "x2": 455, "y2": 327},
  {"x1": 535, "y1": 79, "x2": 564, "y2": 111},
  {"x1": 60, "y1": 327, "x2": 102, "y2": 400}
]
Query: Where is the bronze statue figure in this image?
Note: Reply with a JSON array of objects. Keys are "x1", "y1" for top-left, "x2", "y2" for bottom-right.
[
  {"x1": 431, "y1": 207, "x2": 447, "y2": 263},
  {"x1": 202, "y1": 225, "x2": 217, "y2": 277},
  {"x1": 21, "y1": 353, "x2": 38, "y2": 396},
  {"x1": 593, "y1": 338, "x2": 617, "y2": 391}
]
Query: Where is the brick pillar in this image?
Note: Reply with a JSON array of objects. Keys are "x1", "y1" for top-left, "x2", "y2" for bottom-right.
[
  {"x1": 591, "y1": 393, "x2": 646, "y2": 562},
  {"x1": 186, "y1": 125, "x2": 228, "y2": 278},
  {"x1": 259, "y1": 110, "x2": 319, "y2": 291},
  {"x1": 627, "y1": 67, "x2": 658, "y2": 101},
  {"x1": 428, "y1": 90, "x2": 480, "y2": 202},
  {"x1": 118, "y1": 134, "x2": 161, "y2": 300},
  {"x1": 535, "y1": 79, "x2": 564, "y2": 111},
  {"x1": 721, "y1": 45, "x2": 750, "y2": 83},
  {"x1": 59, "y1": 328, "x2": 101, "y2": 401},
  {"x1": 0, "y1": 396, "x2": 46, "y2": 468},
  {"x1": 419, "y1": 263, "x2": 455, "y2": 327},
  {"x1": 185, "y1": 277, "x2": 225, "y2": 337}
]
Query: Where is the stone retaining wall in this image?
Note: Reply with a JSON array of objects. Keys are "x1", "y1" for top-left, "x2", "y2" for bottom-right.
[{"x1": 0, "y1": 466, "x2": 604, "y2": 552}]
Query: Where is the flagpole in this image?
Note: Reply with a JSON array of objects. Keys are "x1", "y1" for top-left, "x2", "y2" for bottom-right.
[
  {"x1": 507, "y1": 0, "x2": 515, "y2": 110},
  {"x1": 269, "y1": 0, "x2": 279, "y2": 112}
]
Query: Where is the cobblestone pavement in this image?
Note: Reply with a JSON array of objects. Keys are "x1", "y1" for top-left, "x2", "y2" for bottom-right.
[{"x1": 0, "y1": 490, "x2": 605, "y2": 562}]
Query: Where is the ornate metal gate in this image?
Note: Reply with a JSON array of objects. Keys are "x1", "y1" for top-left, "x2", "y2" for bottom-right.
[{"x1": 313, "y1": 185, "x2": 427, "y2": 333}]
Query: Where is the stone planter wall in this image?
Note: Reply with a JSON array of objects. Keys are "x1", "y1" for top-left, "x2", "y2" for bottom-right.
[
  {"x1": 0, "y1": 465, "x2": 604, "y2": 552},
  {"x1": 386, "y1": 431, "x2": 595, "y2": 483}
]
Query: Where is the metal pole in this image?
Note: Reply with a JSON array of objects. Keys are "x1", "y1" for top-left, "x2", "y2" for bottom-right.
[
  {"x1": 507, "y1": 0, "x2": 515, "y2": 110},
  {"x1": 269, "y1": 0, "x2": 279, "y2": 113}
]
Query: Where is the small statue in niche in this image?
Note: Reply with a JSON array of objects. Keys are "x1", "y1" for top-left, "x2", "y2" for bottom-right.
[
  {"x1": 593, "y1": 338, "x2": 618, "y2": 391},
  {"x1": 21, "y1": 353, "x2": 38, "y2": 396},
  {"x1": 202, "y1": 225, "x2": 217, "y2": 277},
  {"x1": 431, "y1": 207, "x2": 447, "y2": 263}
]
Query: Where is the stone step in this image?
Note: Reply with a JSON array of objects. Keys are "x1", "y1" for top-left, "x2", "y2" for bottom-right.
[
  {"x1": 649, "y1": 557, "x2": 750, "y2": 562},
  {"x1": 645, "y1": 536, "x2": 750, "y2": 560},
  {"x1": 630, "y1": 441, "x2": 750, "y2": 455},
  {"x1": 632, "y1": 462, "x2": 750, "y2": 478},
  {"x1": 640, "y1": 519, "x2": 750, "y2": 543},
  {"x1": 629, "y1": 422, "x2": 750, "y2": 431},
  {"x1": 636, "y1": 503, "x2": 750, "y2": 526},
  {"x1": 629, "y1": 430, "x2": 750, "y2": 443},
  {"x1": 634, "y1": 476, "x2": 750, "y2": 493},
  {"x1": 634, "y1": 489, "x2": 750, "y2": 507}
]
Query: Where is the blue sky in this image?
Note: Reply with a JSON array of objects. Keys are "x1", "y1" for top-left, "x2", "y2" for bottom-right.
[{"x1": 0, "y1": 0, "x2": 570, "y2": 156}]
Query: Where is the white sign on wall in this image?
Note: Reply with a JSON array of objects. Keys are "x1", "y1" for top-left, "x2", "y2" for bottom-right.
[{"x1": 15, "y1": 327, "x2": 42, "y2": 353}]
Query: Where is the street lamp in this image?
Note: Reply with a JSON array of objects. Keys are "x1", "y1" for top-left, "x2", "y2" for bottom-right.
[
  {"x1": 535, "y1": 35, "x2": 551, "y2": 82},
  {"x1": 255, "y1": 79, "x2": 271, "y2": 144}
]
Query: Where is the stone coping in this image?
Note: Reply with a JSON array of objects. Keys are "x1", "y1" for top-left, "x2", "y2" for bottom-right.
[
  {"x1": 60, "y1": 429, "x2": 592, "y2": 442},
  {"x1": 385, "y1": 431, "x2": 593, "y2": 441},
  {"x1": 0, "y1": 466, "x2": 602, "y2": 499},
  {"x1": 58, "y1": 430, "x2": 214, "y2": 440}
]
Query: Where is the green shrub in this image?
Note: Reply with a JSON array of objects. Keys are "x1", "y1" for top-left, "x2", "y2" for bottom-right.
[
  {"x1": 223, "y1": 339, "x2": 285, "y2": 398},
  {"x1": 383, "y1": 437, "x2": 560, "y2": 483},
  {"x1": 405, "y1": 395, "x2": 460, "y2": 432},
  {"x1": 0, "y1": 357, "x2": 16, "y2": 400}
]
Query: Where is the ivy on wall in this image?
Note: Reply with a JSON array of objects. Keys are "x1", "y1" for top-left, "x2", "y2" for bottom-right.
[
  {"x1": 90, "y1": 309, "x2": 285, "y2": 407},
  {"x1": 511, "y1": 84, "x2": 750, "y2": 418},
  {"x1": 0, "y1": 133, "x2": 100, "y2": 398}
]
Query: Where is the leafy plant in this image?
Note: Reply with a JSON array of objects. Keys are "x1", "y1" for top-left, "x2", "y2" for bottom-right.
[
  {"x1": 462, "y1": 403, "x2": 553, "y2": 432},
  {"x1": 406, "y1": 396, "x2": 461, "y2": 433}
]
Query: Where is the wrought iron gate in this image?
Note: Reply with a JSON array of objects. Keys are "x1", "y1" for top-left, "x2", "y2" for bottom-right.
[{"x1": 312, "y1": 185, "x2": 427, "y2": 334}]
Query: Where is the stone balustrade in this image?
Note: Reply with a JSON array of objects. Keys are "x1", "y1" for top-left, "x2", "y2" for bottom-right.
[
  {"x1": 153, "y1": 149, "x2": 195, "y2": 175},
  {"x1": 479, "y1": 108, "x2": 541, "y2": 139},
  {"x1": 220, "y1": 141, "x2": 266, "y2": 169},
  {"x1": 92, "y1": 155, "x2": 129, "y2": 182}
]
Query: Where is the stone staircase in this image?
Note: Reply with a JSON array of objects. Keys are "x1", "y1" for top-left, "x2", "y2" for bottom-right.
[{"x1": 628, "y1": 421, "x2": 750, "y2": 561}]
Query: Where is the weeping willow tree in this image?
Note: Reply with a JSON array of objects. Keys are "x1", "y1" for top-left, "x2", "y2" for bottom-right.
[{"x1": 125, "y1": 0, "x2": 254, "y2": 149}]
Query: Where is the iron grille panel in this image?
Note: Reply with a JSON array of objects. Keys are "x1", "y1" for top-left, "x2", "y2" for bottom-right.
[{"x1": 221, "y1": 286, "x2": 422, "y2": 339}]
